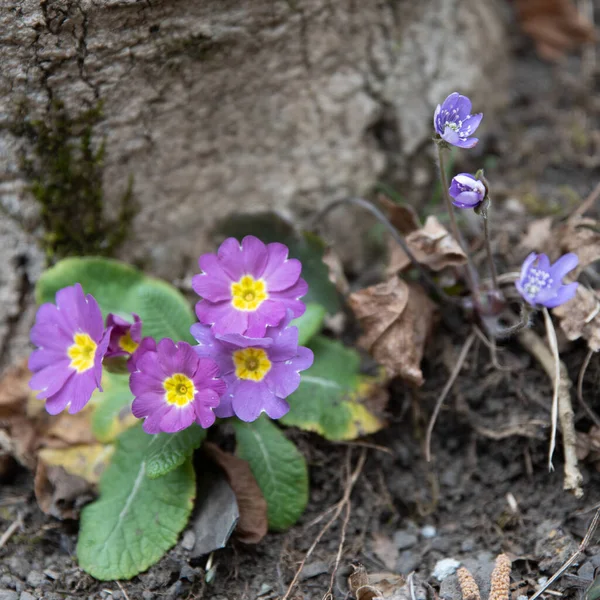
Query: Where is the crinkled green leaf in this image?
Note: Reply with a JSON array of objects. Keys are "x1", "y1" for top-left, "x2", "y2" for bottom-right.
[
  {"x1": 35, "y1": 257, "x2": 195, "y2": 343},
  {"x1": 77, "y1": 425, "x2": 195, "y2": 580},
  {"x1": 232, "y1": 416, "x2": 308, "y2": 530},
  {"x1": 280, "y1": 336, "x2": 385, "y2": 441},
  {"x1": 91, "y1": 371, "x2": 137, "y2": 443},
  {"x1": 293, "y1": 302, "x2": 326, "y2": 346},
  {"x1": 216, "y1": 211, "x2": 341, "y2": 314},
  {"x1": 146, "y1": 426, "x2": 207, "y2": 479}
]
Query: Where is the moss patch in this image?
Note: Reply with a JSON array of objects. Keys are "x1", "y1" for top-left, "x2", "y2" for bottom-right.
[{"x1": 11, "y1": 100, "x2": 136, "y2": 263}]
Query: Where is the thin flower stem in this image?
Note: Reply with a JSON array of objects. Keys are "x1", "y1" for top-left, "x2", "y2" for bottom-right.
[
  {"x1": 482, "y1": 214, "x2": 499, "y2": 291},
  {"x1": 436, "y1": 145, "x2": 478, "y2": 296}
]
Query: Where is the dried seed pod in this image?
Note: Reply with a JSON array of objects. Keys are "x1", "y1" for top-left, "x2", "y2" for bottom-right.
[
  {"x1": 489, "y1": 554, "x2": 512, "y2": 600},
  {"x1": 457, "y1": 566, "x2": 481, "y2": 600}
]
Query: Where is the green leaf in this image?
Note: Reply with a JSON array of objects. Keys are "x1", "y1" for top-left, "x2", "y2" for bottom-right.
[
  {"x1": 77, "y1": 425, "x2": 195, "y2": 580},
  {"x1": 293, "y1": 302, "x2": 326, "y2": 346},
  {"x1": 216, "y1": 211, "x2": 341, "y2": 314},
  {"x1": 146, "y1": 426, "x2": 207, "y2": 479},
  {"x1": 280, "y1": 336, "x2": 385, "y2": 441},
  {"x1": 232, "y1": 416, "x2": 308, "y2": 530},
  {"x1": 35, "y1": 257, "x2": 195, "y2": 343},
  {"x1": 91, "y1": 371, "x2": 137, "y2": 443}
]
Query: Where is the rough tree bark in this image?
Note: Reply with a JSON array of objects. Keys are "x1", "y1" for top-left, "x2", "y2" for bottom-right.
[{"x1": 0, "y1": 0, "x2": 509, "y2": 370}]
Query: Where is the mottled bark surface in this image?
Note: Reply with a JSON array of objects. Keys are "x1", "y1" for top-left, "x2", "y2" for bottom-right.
[{"x1": 0, "y1": 0, "x2": 509, "y2": 370}]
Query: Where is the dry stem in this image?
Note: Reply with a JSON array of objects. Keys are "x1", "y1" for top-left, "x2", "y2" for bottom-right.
[
  {"x1": 425, "y1": 332, "x2": 476, "y2": 462},
  {"x1": 281, "y1": 448, "x2": 367, "y2": 600},
  {"x1": 518, "y1": 327, "x2": 584, "y2": 497}
]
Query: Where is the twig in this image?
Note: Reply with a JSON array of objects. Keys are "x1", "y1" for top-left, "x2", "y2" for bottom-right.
[
  {"x1": 530, "y1": 509, "x2": 600, "y2": 600},
  {"x1": 322, "y1": 499, "x2": 351, "y2": 600},
  {"x1": 572, "y1": 180, "x2": 600, "y2": 219},
  {"x1": 518, "y1": 327, "x2": 584, "y2": 497},
  {"x1": 0, "y1": 514, "x2": 23, "y2": 549},
  {"x1": 282, "y1": 449, "x2": 367, "y2": 600},
  {"x1": 425, "y1": 332, "x2": 476, "y2": 461},
  {"x1": 577, "y1": 348, "x2": 600, "y2": 428},
  {"x1": 116, "y1": 581, "x2": 131, "y2": 600},
  {"x1": 482, "y1": 213, "x2": 499, "y2": 292},
  {"x1": 542, "y1": 307, "x2": 561, "y2": 472},
  {"x1": 332, "y1": 440, "x2": 394, "y2": 455},
  {"x1": 472, "y1": 325, "x2": 513, "y2": 371}
]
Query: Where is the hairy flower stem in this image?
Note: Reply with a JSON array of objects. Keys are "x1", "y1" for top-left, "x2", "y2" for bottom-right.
[
  {"x1": 436, "y1": 145, "x2": 479, "y2": 297},
  {"x1": 482, "y1": 214, "x2": 499, "y2": 292}
]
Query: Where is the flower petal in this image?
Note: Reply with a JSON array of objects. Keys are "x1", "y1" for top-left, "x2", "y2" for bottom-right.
[
  {"x1": 29, "y1": 361, "x2": 73, "y2": 399},
  {"x1": 266, "y1": 258, "x2": 302, "y2": 292},
  {"x1": 217, "y1": 238, "x2": 244, "y2": 280},
  {"x1": 245, "y1": 301, "x2": 287, "y2": 337},
  {"x1": 241, "y1": 235, "x2": 268, "y2": 278},
  {"x1": 550, "y1": 253, "x2": 579, "y2": 281},
  {"x1": 543, "y1": 282, "x2": 579, "y2": 308},
  {"x1": 231, "y1": 380, "x2": 272, "y2": 422},
  {"x1": 131, "y1": 391, "x2": 165, "y2": 418},
  {"x1": 159, "y1": 404, "x2": 196, "y2": 433},
  {"x1": 196, "y1": 300, "x2": 249, "y2": 335}
]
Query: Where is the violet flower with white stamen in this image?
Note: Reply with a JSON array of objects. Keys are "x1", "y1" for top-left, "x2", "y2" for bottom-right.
[{"x1": 434, "y1": 92, "x2": 483, "y2": 149}]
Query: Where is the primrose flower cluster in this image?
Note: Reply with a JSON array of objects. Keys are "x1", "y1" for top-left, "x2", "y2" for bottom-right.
[
  {"x1": 434, "y1": 92, "x2": 579, "y2": 310},
  {"x1": 29, "y1": 236, "x2": 314, "y2": 434}
]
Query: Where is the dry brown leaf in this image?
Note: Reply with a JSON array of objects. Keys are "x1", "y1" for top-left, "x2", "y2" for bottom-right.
[
  {"x1": 557, "y1": 217, "x2": 600, "y2": 276},
  {"x1": 348, "y1": 563, "x2": 418, "y2": 600},
  {"x1": 520, "y1": 217, "x2": 553, "y2": 252},
  {"x1": 349, "y1": 278, "x2": 437, "y2": 385},
  {"x1": 552, "y1": 285, "x2": 600, "y2": 352},
  {"x1": 576, "y1": 426, "x2": 600, "y2": 465},
  {"x1": 516, "y1": 0, "x2": 596, "y2": 61},
  {"x1": 372, "y1": 533, "x2": 399, "y2": 571},
  {"x1": 387, "y1": 215, "x2": 467, "y2": 275},
  {"x1": 204, "y1": 442, "x2": 268, "y2": 544},
  {"x1": 380, "y1": 196, "x2": 421, "y2": 235},
  {"x1": 34, "y1": 461, "x2": 95, "y2": 520}
]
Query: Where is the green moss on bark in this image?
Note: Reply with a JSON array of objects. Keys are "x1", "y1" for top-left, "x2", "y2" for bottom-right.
[{"x1": 11, "y1": 100, "x2": 136, "y2": 263}]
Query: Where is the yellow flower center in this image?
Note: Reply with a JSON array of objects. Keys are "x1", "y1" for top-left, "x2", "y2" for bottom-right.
[
  {"x1": 118, "y1": 330, "x2": 139, "y2": 354},
  {"x1": 233, "y1": 347, "x2": 272, "y2": 382},
  {"x1": 231, "y1": 275, "x2": 268, "y2": 311},
  {"x1": 163, "y1": 373, "x2": 195, "y2": 407},
  {"x1": 67, "y1": 332, "x2": 97, "y2": 373}
]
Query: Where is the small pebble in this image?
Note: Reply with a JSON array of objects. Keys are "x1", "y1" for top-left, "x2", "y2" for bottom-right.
[
  {"x1": 181, "y1": 530, "x2": 195, "y2": 551},
  {"x1": 25, "y1": 572, "x2": 46, "y2": 588},
  {"x1": 0, "y1": 591, "x2": 18, "y2": 600},
  {"x1": 142, "y1": 593, "x2": 154, "y2": 600},
  {"x1": 43, "y1": 570, "x2": 59, "y2": 581},
  {"x1": 257, "y1": 583, "x2": 272, "y2": 596},
  {"x1": 538, "y1": 577, "x2": 548, "y2": 586},
  {"x1": 432, "y1": 558, "x2": 461, "y2": 581},
  {"x1": 421, "y1": 525, "x2": 437, "y2": 539},
  {"x1": 393, "y1": 531, "x2": 418, "y2": 550},
  {"x1": 19, "y1": 593, "x2": 35, "y2": 600},
  {"x1": 299, "y1": 561, "x2": 328, "y2": 581}
]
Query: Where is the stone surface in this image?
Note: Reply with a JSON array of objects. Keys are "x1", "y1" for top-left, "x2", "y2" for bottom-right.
[{"x1": 0, "y1": 0, "x2": 509, "y2": 370}]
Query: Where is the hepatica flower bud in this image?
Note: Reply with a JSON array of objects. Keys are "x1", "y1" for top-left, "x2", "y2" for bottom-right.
[
  {"x1": 130, "y1": 339, "x2": 226, "y2": 433},
  {"x1": 516, "y1": 252, "x2": 579, "y2": 308},
  {"x1": 191, "y1": 310, "x2": 313, "y2": 422},
  {"x1": 448, "y1": 173, "x2": 486, "y2": 209},
  {"x1": 105, "y1": 313, "x2": 142, "y2": 358},
  {"x1": 193, "y1": 236, "x2": 307, "y2": 338},
  {"x1": 434, "y1": 92, "x2": 483, "y2": 149},
  {"x1": 28, "y1": 283, "x2": 111, "y2": 415}
]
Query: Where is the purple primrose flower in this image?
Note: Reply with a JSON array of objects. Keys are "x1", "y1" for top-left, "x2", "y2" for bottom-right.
[
  {"x1": 105, "y1": 313, "x2": 142, "y2": 358},
  {"x1": 28, "y1": 283, "x2": 111, "y2": 415},
  {"x1": 516, "y1": 252, "x2": 579, "y2": 309},
  {"x1": 130, "y1": 338, "x2": 226, "y2": 434},
  {"x1": 448, "y1": 173, "x2": 486, "y2": 209},
  {"x1": 434, "y1": 92, "x2": 483, "y2": 148},
  {"x1": 193, "y1": 236, "x2": 307, "y2": 338},
  {"x1": 127, "y1": 336, "x2": 157, "y2": 374},
  {"x1": 191, "y1": 311, "x2": 313, "y2": 423}
]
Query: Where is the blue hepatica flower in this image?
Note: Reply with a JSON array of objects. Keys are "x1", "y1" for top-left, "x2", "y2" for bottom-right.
[
  {"x1": 434, "y1": 92, "x2": 483, "y2": 149},
  {"x1": 516, "y1": 252, "x2": 579, "y2": 309},
  {"x1": 448, "y1": 173, "x2": 486, "y2": 209}
]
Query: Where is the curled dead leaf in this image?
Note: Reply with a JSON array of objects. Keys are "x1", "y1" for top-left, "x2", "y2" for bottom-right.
[
  {"x1": 520, "y1": 217, "x2": 553, "y2": 252},
  {"x1": 516, "y1": 0, "x2": 596, "y2": 61},
  {"x1": 552, "y1": 285, "x2": 600, "y2": 352},
  {"x1": 380, "y1": 196, "x2": 421, "y2": 235},
  {"x1": 557, "y1": 217, "x2": 600, "y2": 276},
  {"x1": 387, "y1": 216, "x2": 466, "y2": 275},
  {"x1": 34, "y1": 461, "x2": 95, "y2": 520},
  {"x1": 349, "y1": 278, "x2": 437, "y2": 385},
  {"x1": 204, "y1": 442, "x2": 268, "y2": 544}
]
